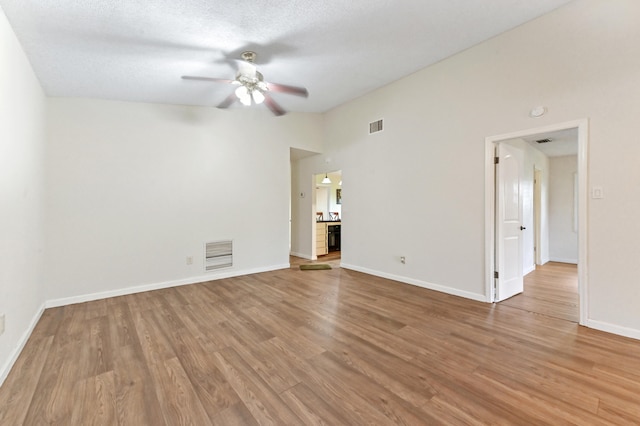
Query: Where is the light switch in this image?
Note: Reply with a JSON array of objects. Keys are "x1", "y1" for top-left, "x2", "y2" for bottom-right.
[{"x1": 592, "y1": 186, "x2": 604, "y2": 199}]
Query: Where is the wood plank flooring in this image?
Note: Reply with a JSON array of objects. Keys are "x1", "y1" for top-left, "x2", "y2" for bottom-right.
[
  {"x1": 1, "y1": 262, "x2": 640, "y2": 424},
  {"x1": 500, "y1": 262, "x2": 579, "y2": 322},
  {"x1": 291, "y1": 251, "x2": 342, "y2": 269}
]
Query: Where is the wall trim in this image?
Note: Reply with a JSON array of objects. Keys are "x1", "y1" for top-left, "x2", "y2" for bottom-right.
[
  {"x1": 3, "y1": 264, "x2": 291, "y2": 387},
  {"x1": 4, "y1": 261, "x2": 639, "y2": 388},
  {"x1": 340, "y1": 263, "x2": 487, "y2": 303},
  {"x1": 0, "y1": 303, "x2": 45, "y2": 388},
  {"x1": 289, "y1": 251, "x2": 313, "y2": 260},
  {"x1": 524, "y1": 264, "x2": 536, "y2": 275},
  {"x1": 46, "y1": 264, "x2": 290, "y2": 308},
  {"x1": 548, "y1": 257, "x2": 578, "y2": 264},
  {"x1": 585, "y1": 319, "x2": 640, "y2": 341}
]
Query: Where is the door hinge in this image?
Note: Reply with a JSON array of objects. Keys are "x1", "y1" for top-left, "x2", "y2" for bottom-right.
[
  {"x1": 494, "y1": 271, "x2": 499, "y2": 279},
  {"x1": 494, "y1": 157, "x2": 499, "y2": 164}
]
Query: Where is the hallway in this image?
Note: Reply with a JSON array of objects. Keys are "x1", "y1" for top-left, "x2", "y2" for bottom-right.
[{"x1": 500, "y1": 262, "x2": 579, "y2": 322}]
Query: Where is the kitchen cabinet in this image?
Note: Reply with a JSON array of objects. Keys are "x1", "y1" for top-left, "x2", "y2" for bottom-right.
[
  {"x1": 316, "y1": 222, "x2": 328, "y2": 255},
  {"x1": 316, "y1": 221, "x2": 341, "y2": 256}
]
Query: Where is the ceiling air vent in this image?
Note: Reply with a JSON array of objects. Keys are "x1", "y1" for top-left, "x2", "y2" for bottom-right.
[
  {"x1": 536, "y1": 138, "x2": 553, "y2": 144},
  {"x1": 369, "y1": 119, "x2": 383, "y2": 134}
]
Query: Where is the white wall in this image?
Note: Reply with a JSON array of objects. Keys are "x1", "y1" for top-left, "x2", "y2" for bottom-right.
[
  {"x1": 315, "y1": 185, "x2": 330, "y2": 219},
  {"x1": 327, "y1": 173, "x2": 342, "y2": 217},
  {"x1": 45, "y1": 99, "x2": 322, "y2": 303},
  {"x1": 294, "y1": 0, "x2": 640, "y2": 336},
  {"x1": 0, "y1": 7, "x2": 46, "y2": 384},
  {"x1": 549, "y1": 155, "x2": 578, "y2": 263},
  {"x1": 289, "y1": 159, "x2": 307, "y2": 258}
]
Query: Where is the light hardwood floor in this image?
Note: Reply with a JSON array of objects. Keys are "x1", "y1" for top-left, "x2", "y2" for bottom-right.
[
  {"x1": 1, "y1": 262, "x2": 639, "y2": 424},
  {"x1": 291, "y1": 251, "x2": 342, "y2": 269},
  {"x1": 501, "y1": 262, "x2": 579, "y2": 322}
]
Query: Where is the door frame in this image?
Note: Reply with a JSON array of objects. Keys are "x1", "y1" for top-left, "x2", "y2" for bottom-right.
[
  {"x1": 484, "y1": 119, "x2": 588, "y2": 326},
  {"x1": 533, "y1": 168, "x2": 542, "y2": 266}
]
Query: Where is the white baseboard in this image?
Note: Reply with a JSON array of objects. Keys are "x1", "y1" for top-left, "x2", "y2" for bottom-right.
[
  {"x1": 46, "y1": 264, "x2": 290, "y2": 308},
  {"x1": 289, "y1": 252, "x2": 313, "y2": 260},
  {"x1": 4, "y1": 263, "x2": 639, "y2": 391},
  {"x1": 549, "y1": 257, "x2": 578, "y2": 264},
  {"x1": 4, "y1": 264, "x2": 292, "y2": 386},
  {"x1": 0, "y1": 302, "x2": 45, "y2": 388},
  {"x1": 524, "y1": 264, "x2": 536, "y2": 275},
  {"x1": 340, "y1": 263, "x2": 487, "y2": 303},
  {"x1": 585, "y1": 319, "x2": 640, "y2": 341}
]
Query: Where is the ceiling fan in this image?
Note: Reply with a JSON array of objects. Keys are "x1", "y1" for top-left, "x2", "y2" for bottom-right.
[{"x1": 182, "y1": 51, "x2": 309, "y2": 116}]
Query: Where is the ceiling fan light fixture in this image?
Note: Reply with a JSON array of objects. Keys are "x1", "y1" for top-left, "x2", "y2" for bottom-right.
[
  {"x1": 183, "y1": 51, "x2": 308, "y2": 116},
  {"x1": 235, "y1": 85, "x2": 251, "y2": 106},
  {"x1": 252, "y1": 89, "x2": 265, "y2": 104},
  {"x1": 235, "y1": 85, "x2": 247, "y2": 97}
]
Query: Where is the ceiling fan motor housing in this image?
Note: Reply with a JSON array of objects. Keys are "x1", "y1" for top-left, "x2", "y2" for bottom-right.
[
  {"x1": 237, "y1": 71, "x2": 268, "y2": 98},
  {"x1": 241, "y1": 51, "x2": 257, "y2": 63}
]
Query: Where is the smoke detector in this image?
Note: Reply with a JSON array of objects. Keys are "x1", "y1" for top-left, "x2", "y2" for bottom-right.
[{"x1": 529, "y1": 106, "x2": 547, "y2": 118}]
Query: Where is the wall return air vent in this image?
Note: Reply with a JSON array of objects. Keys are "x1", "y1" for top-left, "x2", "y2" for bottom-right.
[
  {"x1": 369, "y1": 119, "x2": 383, "y2": 134},
  {"x1": 205, "y1": 240, "x2": 233, "y2": 271}
]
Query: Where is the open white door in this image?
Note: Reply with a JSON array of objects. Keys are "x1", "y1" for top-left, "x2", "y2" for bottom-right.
[{"x1": 495, "y1": 143, "x2": 524, "y2": 301}]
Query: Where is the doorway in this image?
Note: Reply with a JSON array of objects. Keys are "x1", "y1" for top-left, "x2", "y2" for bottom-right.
[
  {"x1": 313, "y1": 170, "x2": 342, "y2": 261},
  {"x1": 501, "y1": 262, "x2": 579, "y2": 322},
  {"x1": 485, "y1": 119, "x2": 588, "y2": 325},
  {"x1": 534, "y1": 168, "x2": 542, "y2": 265}
]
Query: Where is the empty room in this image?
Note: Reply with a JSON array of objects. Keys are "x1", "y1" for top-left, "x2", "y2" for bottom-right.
[{"x1": 1, "y1": 0, "x2": 640, "y2": 424}]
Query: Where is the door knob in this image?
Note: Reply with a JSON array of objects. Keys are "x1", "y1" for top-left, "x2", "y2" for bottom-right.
[{"x1": 520, "y1": 226, "x2": 526, "y2": 230}]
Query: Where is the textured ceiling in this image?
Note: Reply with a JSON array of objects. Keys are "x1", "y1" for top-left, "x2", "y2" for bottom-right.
[{"x1": 1, "y1": 0, "x2": 572, "y2": 113}]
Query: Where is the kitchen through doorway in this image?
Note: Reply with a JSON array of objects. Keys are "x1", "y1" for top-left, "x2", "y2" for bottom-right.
[{"x1": 314, "y1": 170, "x2": 342, "y2": 262}]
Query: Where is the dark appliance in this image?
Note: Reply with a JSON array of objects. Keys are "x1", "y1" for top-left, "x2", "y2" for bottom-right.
[{"x1": 328, "y1": 224, "x2": 341, "y2": 252}]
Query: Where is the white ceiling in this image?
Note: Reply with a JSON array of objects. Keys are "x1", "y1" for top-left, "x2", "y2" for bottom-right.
[
  {"x1": 1, "y1": 0, "x2": 572, "y2": 114},
  {"x1": 522, "y1": 128, "x2": 578, "y2": 157}
]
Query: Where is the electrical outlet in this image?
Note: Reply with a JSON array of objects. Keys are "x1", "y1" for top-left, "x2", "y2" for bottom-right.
[
  {"x1": 0, "y1": 314, "x2": 5, "y2": 335},
  {"x1": 186, "y1": 256, "x2": 193, "y2": 265},
  {"x1": 400, "y1": 256, "x2": 406, "y2": 264}
]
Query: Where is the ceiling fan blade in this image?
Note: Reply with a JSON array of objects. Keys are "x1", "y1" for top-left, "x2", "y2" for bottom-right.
[
  {"x1": 263, "y1": 93, "x2": 286, "y2": 116},
  {"x1": 217, "y1": 93, "x2": 237, "y2": 109},
  {"x1": 266, "y1": 82, "x2": 308, "y2": 97},
  {"x1": 182, "y1": 76, "x2": 236, "y2": 84}
]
